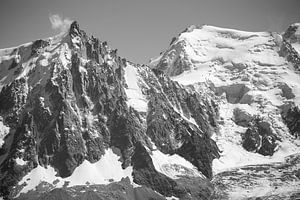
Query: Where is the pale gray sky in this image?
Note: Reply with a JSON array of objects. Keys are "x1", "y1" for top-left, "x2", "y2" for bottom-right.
[{"x1": 0, "y1": 0, "x2": 299, "y2": 63}]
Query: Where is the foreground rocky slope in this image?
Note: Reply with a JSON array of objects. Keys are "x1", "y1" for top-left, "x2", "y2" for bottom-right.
[
  {"x1": 0, "y1": 22, "x2": 219, "y2": 199},
  {"x1": 150, "y1": 24, "x2": 300, "y2": 199},
  {"x1": 212, "y1": 153, "x2": 300, "y2": 200}
]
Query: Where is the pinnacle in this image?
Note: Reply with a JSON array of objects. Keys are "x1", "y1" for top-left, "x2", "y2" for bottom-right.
[{"x1": 69, "y1": 20, "x2": 81, "y2": 36}]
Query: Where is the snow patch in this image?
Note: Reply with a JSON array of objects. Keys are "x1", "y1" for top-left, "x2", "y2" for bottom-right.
[
  {"x1": 149, "y1": 54, "x2": 163, "y2": 68},
  {"x1": 71, "y1": 36, "x2": 81, "y2": 45},
  {"x1": 15, "y1": 158, "x2": 27, "y2": 166},
  {"x1": 59, "y1": 43, "x2": 71, "y2": 68},
  {"x1": 39, "y1": 52, "x2": 51, "y2": 67},
  {"x1": 79, "y1": 66, "x2": 87, "y2": 74},
  {"x1": 124, "y1": 63, "x2": 148, "y2": 112},
  {"x1": 151, "y1": 149, "x2": 204, "y2": 179},
  {"x1": 0, "y1": 120, "x2": 10, "y2": 147},
  {"x1": 171, "y1": 63, "x2": 213, "y2": 85},
  {"x1": 16, "y1": 148, "x2": 133, "y2": 197},
  {"x1": 166, "y1": 196, "x2": 180, "y2": 200}
]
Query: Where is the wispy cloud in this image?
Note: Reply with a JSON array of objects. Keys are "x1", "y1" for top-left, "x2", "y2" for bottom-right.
[{"x1": 49, "y1": 13, "x2": 72, "y2": 32}]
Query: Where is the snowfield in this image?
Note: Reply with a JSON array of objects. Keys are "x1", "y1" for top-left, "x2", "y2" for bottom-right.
[{"x1": 151, "y1": 25, "x2": 300, "y2": 174}]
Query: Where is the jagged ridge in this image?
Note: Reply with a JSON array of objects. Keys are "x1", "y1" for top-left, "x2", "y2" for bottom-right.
[{"x1": 0, "y1": 21, "x2": 220, "y2": 199}]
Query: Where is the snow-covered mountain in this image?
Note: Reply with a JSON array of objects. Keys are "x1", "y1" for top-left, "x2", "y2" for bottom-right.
[
  {"x1": 0, "y1": 22, "x2": 219, "y2": 200},
  {"x1": 0, "y1": 21, "x2": 299, "y2": 200},
  {"x1": 151, "y1": 24, "x2": 300, "y2": 199}
]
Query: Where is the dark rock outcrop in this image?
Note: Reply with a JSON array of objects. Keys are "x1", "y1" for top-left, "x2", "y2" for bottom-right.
[
  {"x1": 280, "y1": 24, "x2": 300, "y2": 71},
  {"x1": 279, "y1": 39, "x2": 300, "y2": 71},
  {"x1": 242, "y1": 117, "x2": 279, "y2": 156},
  {"x1": 214, "y1": 84, "x2": 250, "y2": 104},
  {"x1": 282, "y1": 105, "x2": 300, "y2": 138},
  {"x1": 283, "y1": 24, "x2": 300, "y2": 43},
  {"x1": 31, "y1": 40, "x2": 50, "y2": 56}
]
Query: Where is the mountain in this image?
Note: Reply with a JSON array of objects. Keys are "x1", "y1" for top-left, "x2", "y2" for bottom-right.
[
  {"x1": 150, "y1": 24, "x2": 300, "y2": 199},
  {"x1": 0, "y1": 22, "x2": 219, "y2": 200},
  {"x1": 0, "y1": 21, "x2": 299, "y2": 200}
]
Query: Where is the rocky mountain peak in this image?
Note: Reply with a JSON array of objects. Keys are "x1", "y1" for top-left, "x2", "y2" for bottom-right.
[
  {"x1": 283, "y1": 23, "x2": 300, "y2": 42},
  {"x1": 151, "y1": 24, "x2": 300, "y2": 199},
  {"x1": 0, "y1": 21, "x2": 221, "y2": 200},
  {"x1": 69, "y1": 21, "x2": 80, "y2": 35}
]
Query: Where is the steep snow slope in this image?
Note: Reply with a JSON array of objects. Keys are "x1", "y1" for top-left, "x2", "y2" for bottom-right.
[
  {"x1": 124, "y1": 62, "x2": 148, "y2": 112},
  {"x1": 151, "y1": 25, "x2": 300, "y2": 174}
]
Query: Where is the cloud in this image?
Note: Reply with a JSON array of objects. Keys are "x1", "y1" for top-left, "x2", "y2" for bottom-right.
[{"x1": 49, "y1": 13, "x2": 73, "y2": 32}]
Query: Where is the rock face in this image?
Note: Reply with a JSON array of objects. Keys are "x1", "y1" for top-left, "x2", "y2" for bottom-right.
[
  {"x1": 282, "y1": 105, "x2": 300, "y2": 138},
  {"x1": 0, "y1": 21, "x2": 219, "y2": 199},
  {"x1": 283, "y1": 23, "x2": 300, "y2": 43},
  {"x1": 280, "y1": 23, "x2": 300, "y2": 71}
]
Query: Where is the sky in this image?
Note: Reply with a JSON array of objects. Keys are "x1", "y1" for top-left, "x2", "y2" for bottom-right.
[{"x1": 0, "y1": 0, "x2": 299, "y2": 64}]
